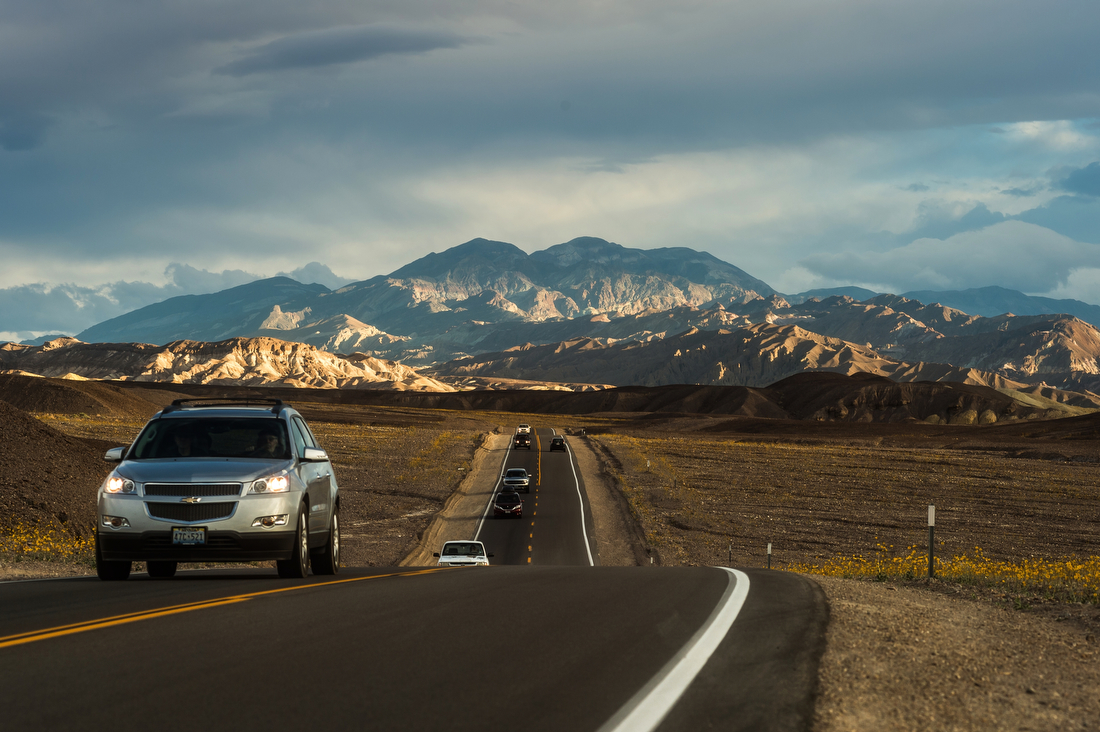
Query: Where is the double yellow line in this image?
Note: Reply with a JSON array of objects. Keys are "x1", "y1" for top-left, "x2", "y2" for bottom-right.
[{"x1": 0, "y1": 568, "x2": 442, "y2": 650}]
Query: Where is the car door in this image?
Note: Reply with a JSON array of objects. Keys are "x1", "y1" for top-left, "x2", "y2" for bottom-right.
[{"x1": 291, "y1": 416, "x2": 334, "y2": 538}]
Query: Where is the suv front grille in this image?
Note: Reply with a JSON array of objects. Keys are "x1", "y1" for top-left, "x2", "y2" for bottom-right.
[
  {"x1": 144, "y1": 483, "x2": 241, "y2": 497},
  {"x1": 146, "y1": 502, "x2": 237, "y2": 522}
]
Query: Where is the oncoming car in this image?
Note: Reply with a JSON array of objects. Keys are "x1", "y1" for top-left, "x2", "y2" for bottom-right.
[
  {"x1": 95, "y1": 398, "x2": 340, "y2": 581},
  {"x1": 493, "y1": 490, "x2": 523, "y2": 518},
  {"x1": 503, "y1": 467, "x2": 530, "y2": 493},
  {"x1": 434, "y1": 540, "x2": 493, "y2": 567},
  {"x1": 516, "y1": 424, "x2": 531, "y2": 434}
]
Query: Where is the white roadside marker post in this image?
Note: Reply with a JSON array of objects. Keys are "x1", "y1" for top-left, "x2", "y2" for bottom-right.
[
  {"x1": 767, "y1": 542, "x2": 772, "y2": 570},
  {"x1": 928, "y1": 505, "x2": 935, "y2": 579}
]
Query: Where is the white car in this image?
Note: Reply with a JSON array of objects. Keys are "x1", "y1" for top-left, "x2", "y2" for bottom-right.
[
  {"x1": 434, "y1": 540, "x2": 493, "y2": 567},
  {"x1": 516, "y1": 424, "x2": 531, "y2": 434},
  {"x1": 502, "y1": 467, "x2": 530, "y2": 493}
]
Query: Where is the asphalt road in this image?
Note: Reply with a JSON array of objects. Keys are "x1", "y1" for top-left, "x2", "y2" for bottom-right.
[
  {"x1": 475, "y1": 427, "x2": 595, "y2": 566},
  {"x1": 1, "y1": 424, "x2": 829, "y2": 731}
]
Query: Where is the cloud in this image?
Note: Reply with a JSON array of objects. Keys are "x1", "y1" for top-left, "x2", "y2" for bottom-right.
[
  {"x1": 216, "y1": 25, "x2": 469, "y2": 76},
  {"x1": 276, "y1": 262, "x2": 353, "y2": 290},
  {"x1": 1057, "y1": 161, "x2": 1100, "y2": 197},
  {"x1": 164, "y1": 264, "x2": 259, "y2": 293},
  {"x1": 906, "y1": 201, "x2": 1007, "y2": 242},
  {"x1": 1014, "y1": 194, "x2": 1100, "y2": 244},
  {"x1": 801, "y1": 221, "x2": 1100, "y2": 293},
  {"x1": 0, "y1": 112, "x2": 51, "y2": 152}
]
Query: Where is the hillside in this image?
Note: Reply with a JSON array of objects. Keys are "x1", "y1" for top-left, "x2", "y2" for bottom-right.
[{"x1": 0, "y1": 337, "x2": 454, "y2": 392}]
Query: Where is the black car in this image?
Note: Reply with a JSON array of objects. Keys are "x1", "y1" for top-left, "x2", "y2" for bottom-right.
[
  {"x1": 513, "y1": 433, "x2": 531, "y2": 450},
  {"x1": 549, "y1": 437, "x2": 566, "y2": 452},
  {"x1": 493, "y1": 490, "x2": 524, "y2": 518}
]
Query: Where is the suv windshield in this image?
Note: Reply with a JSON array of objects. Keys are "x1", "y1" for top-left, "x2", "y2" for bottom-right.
[
  {"x1": 505, "y1": 469, "x2": 526, "y2": 478},
  {"x1": 129, "y1": 418, "x2": 291, "y2": 460}
]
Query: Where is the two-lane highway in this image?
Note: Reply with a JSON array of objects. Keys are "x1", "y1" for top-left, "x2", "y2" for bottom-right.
[
  {"x1": 1, "y1": 566, "x2": 825, "y2": 731},
  {"x1": 476, "y1": 427, "x2": 595, "y2": 566},
  {"x1": 1, "y1": 422, "x2": 829, "y2": 731}
]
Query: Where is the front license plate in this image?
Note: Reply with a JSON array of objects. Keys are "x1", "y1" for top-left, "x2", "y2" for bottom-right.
[{"x1": 172, "y1": 527, "x2": 206, "y2": 545}]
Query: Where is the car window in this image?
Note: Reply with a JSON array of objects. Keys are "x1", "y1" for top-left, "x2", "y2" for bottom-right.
[
  {"x1": 294, "y1": 416, "x2": 320, "y2": 447},
  {"x1": 129, "y1": 418, "x2": 290, "y2": 459},
  {"x1": 289, "y1": 418, "x2": 311, "y2": 456}
]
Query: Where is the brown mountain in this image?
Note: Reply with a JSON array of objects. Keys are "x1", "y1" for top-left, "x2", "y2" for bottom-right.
[{"x1": 0, "y1": 337, "x2": 453, "y2": 392}]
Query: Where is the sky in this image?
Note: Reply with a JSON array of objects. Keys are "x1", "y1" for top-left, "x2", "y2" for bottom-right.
[{"x1": 3, "y1": 0, "x2": 1100, "y2": 340}]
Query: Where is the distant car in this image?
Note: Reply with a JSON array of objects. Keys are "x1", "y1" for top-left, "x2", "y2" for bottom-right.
[
  {"x1": 549, "y1": 436, "x2": 566, "y2": 452},
  {"x1": 513, "y1": 433, "x2": 531, "y2": 450},
  {"x1": 95, "y1": 398, "x2": 340, "y2": 581},
  {"x1": 503, "y1": 467, "x2": 530, "y2": 492},
  {"x1": 494, "y1": 490, "x2": 523, "y2": 518},
  {"x1": 516, "y1": 424, "x2": 531, "y2": 434},
  {"x1": 434, "y1": 540, "x2": 493, "y2": 567}
]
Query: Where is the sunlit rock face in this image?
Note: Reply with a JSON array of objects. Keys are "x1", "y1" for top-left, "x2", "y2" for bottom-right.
[{"x1": 0, "y1": 337, "x2": 454, "y2": 392}]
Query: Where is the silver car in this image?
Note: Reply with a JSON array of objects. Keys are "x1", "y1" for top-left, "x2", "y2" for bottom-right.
[{"x1": 95, "y1": 398, "x2": 340, "y2": 580}]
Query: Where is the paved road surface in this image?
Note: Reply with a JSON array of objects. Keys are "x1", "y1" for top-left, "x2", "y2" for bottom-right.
[
  {"x1": 1, "y1": 424, "x2": 828, "y2": 731},
  {"x1": 475, "y1": 427, "x2": 595, "y2": 566}
]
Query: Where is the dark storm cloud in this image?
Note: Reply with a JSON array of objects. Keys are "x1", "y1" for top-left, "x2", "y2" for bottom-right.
[
  {"x1": 216, "y1": 24, "x2": 468, "y2": 76},
  {"x1": 1058, "y1": 162, "x2": 1100, "y2": 197}
]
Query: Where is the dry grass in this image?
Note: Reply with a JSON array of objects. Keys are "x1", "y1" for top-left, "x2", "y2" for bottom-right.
[{"x1": 592, "y1": 432, "x2": 1100, "y2": 605}]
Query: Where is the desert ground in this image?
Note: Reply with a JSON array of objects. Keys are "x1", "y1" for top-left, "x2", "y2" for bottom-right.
[{"x1": 2, "y1": 378, "x2": 1098, "y2": 730}]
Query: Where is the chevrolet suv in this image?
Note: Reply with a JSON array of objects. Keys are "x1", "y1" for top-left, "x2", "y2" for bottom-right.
[{"x1": 95, "y1": 398, "x2": 340, "y2": 581}]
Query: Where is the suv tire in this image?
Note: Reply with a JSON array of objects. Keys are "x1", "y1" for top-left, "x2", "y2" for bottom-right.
[
  {"x1": 95, "y1": 533, "x2": 132, "y2": 581},
  {"x1": 310, "y1": 511, "x2": 340, "y2": 575},
  {"x1": 277, "y1": 504, "x2": 310, "y2": 579}
]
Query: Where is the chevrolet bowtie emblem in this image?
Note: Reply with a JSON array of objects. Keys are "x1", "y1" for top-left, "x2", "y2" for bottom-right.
[{"x1": 181, "y1": 496, "x2": 202, "y2": 503}]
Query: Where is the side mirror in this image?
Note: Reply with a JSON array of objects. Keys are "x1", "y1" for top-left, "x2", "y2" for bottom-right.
[
  {"x1": 488, "y1": 553, "x2": 495, "y2": 558},
  {"x1": 104, "y1": 446, "x2": 126, "y2": 463},
  {"x1": 433, "y1": 552, "x2": 440, "y2": 557},
  {"x1": 301, "y1": 447, "x2": 329, "y2": 462}
]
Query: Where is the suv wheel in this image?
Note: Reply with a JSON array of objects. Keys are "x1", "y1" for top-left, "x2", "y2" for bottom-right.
[
  {"x1": 277, "y1": 504, "x2": 310, "y2": 579},
  {"x1": 311, "y1": 511, "x2": 340, "y2": 575},
  {"x1": 95, "y1": 533, "x2": 132, "y2": 581},
  {"x1": 147, "y1": 561, "x2": 177, "y2": 579}
]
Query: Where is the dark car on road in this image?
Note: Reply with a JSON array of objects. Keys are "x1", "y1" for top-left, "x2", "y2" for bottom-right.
[
  {"x1": 513, "y1": 433, "x2": 531, "y2": 450},
  {"x1": 549, "y1": 436, "x2": 566, "y2": 452},
  {"x1": 494, "y1": 490, "x2": 524, "y2": 518}
]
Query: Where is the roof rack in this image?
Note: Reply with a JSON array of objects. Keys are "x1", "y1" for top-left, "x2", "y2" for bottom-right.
[{"x1": 162, "y1": 398, "x2": 287, "y2": 416}]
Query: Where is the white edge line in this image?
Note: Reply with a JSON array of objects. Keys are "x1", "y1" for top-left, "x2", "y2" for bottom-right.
[
  {"x1": 563, "y1": 432, "x2": 595, "y2": 566},
  {"x1": 596, "y1": 568, "x2": 751, "y2": 732},
  {"x1": 473, "y1": 433, "x2": 514, "y2": 541}
]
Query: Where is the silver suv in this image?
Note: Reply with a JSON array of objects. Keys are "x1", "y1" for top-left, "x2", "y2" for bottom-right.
[{"x1": 95, "y1": 398, "x2": 340, "y2": 581}]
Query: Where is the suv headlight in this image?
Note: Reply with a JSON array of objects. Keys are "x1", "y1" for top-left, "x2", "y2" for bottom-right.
[
  {"x1": 105, "y1": 475, "x2": 136, "y2": 494},
  {"x1": 250, "y1": 471, "x2": 291, "y2": 494}
]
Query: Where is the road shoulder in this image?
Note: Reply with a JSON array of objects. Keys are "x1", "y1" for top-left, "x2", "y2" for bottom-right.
[{"x1": 399, "y1": 432, "x2": 508, "y2": 566}]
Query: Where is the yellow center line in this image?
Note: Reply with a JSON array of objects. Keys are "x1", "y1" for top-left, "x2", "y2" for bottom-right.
[{"x1": 0, "y1": 568, "x2": 444, "y2": 650}]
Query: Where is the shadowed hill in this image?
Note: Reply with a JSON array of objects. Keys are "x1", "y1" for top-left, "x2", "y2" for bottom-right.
[{"x1": 0, "y1": 400, "x2": 107, "y2": 537}]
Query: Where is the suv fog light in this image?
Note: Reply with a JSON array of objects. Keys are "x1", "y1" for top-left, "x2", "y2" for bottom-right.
[
  {"x1": 252, "y1": 514, "x2": 288, "y2": 528},
  {"x1": 102, "y1": 515, "x2": 131, "y2": 528}
]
